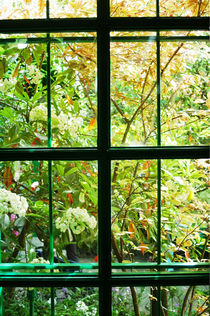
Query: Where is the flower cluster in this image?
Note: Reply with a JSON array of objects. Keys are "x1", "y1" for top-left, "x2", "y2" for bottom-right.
[
  {"x1": 31, "y1": 257, "x2": 49, "y2": 264},
  {"x1": 55, "y1": 207, "x2": 97, "y2": 239},
  {"x1": 76, "y1": 301, "x2": 97, "y2": 316},
  {"x1": 30, "y1": 104, "x2": 83, "y2": 136},
  {"x1": 28, "y1": 65, "x2": 43, "y2": 84},
  {"x1": 0, "y1": 189, "x2": 28, "y2": 217},
  {"x1": 0, "y1": 78, "x2": 16, "y2": 93}
]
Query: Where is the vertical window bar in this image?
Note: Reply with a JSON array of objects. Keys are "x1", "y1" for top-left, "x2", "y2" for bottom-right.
[
  {"x1": 156, "y1": 1, "x2": 161, "y2": 316},
  {"x1": 46, "y1": 2, "x2": 55, "y2": 316},
  {"x1": 156, "y1": 0, "x2": 161, "y2": 266},
  {"x1": 46, "y1": 0, "x2": 53, "y2": 265},
  {"x1": 97, "y1": 0, "x2": 111, "y2": 315}
]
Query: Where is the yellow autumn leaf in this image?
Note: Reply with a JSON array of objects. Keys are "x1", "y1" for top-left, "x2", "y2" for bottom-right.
[
  {"x1": 38, "y1": 0, "x2": 45, "y2": 15},
  {"x1": 187, "y1": 188, "x2": 194, "y2": 201},
  {"x1": 176, "y1": 236, "x2": 183, "y2": 245},
  {"x1": 183, "y1": 240, "x2": 192, "y2": 247}
]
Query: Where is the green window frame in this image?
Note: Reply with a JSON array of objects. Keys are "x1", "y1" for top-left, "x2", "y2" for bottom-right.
[{"x1": 0, "y1": 1, "x2": 209, "y2": 315}]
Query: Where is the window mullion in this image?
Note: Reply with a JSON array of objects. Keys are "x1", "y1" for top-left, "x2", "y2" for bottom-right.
[
  {"x1": 156, "y1": 1, "x2": 162, "y2": 313},
  {"x1": 97, "y1": 0, "x2": 111, "y2": 315}
]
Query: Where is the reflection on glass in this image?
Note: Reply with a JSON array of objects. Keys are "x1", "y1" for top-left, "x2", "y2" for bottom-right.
[
  {"x1": 160, "y1": 0, "x2": 209, "y2": 16},
  {"x1": 0, "y1": 0, "x2": 46, "y2": 19},
  {"x1": 161, "y1": 41, "x2": 209, "y2": 146},
  {"x1": 0, "y1": 161, "x2": 49, "y2": 263},
  {"x1": 111, "y1": 40, "x2": 157, "y2": 146},
  {"x1": 161, "y1": 159, "x2": 209, "y2": 263},
  {"x1": 110, "y1": 0, "x2": 156, "y2": 17},
  {"x1": 53, "y1": 161, "x2": 98, "y2": 265},
  {"x1": 51, "y1": 39, "x2": 97, "y2": 147},
  {"x1": 111, "y1": 160, "x2": 157, "y2": 268},
  {"x1": 50, "y1": 0, "x2": 96, "y2": 18},
  {"x1": 0, "y1": 43, "x2": 47, "y2": 148}
]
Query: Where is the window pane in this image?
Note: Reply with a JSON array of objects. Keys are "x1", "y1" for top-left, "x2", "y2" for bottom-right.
[
  {"x1": 3, "y1": 287, "x2": 51, "y2": 315},
  {"x1": 110, "y1": 0, "x2": 156, "y2": 17},
  {"x1": 53, "y1": 161, "x2": 98, "y2": 266},
  {"x1": 161, "y1": 40, "x2": 209, "y2": 146},
  {"x1": 111, "y1": 160, "x2": 157, "y2": 270},
  {"x1": 161, "y1": 159, "x2": 209, "y2": 263},
  {"x1": 112, "y1": 287, "x2": 151, "y2": 315},
  {"x1": 160, "y1": 0, "x2": 209, "y2": 17},
  {"x1": 51, "y1": 36, "x2": 97, "y2": 147},
  {"x1": 50, "y1": 0, "x2": 97, "y2": 18},
  {"x1": 161, "y1": 286, "x2": 209, "y2": 315},
  {"x1": 3, "y1": 287, "x2": 99, "y2": 315},
  {"x1": 0, "y1": 0, "x2": 46, "y2": 19},
  {"x1": 0, "y1": 42, "x2": 47, "y2": 148},
  {"x1": 0, "y1": 161, "x2": 49, "y2": 263},
  {"x1": 111, "y1": 38, "x2": 157, "y2": 146},
  {"x1": 55, "y1": 287, "x2": 99, "y2": 315}
]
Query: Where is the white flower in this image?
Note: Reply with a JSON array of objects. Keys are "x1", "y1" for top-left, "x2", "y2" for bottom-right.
[
  {"x1": 0, "y1": 189, "x2": 28, "y2": 217},
  {"x1": 30, "y1": 104, "x2": 47, "y2": 122},
  {"x1": 31, "y1": 257, "x2": 49, "y2": 264},
  {"x1": 0, "y1": 78, "x2": 16, "y2": 93},
  {"x1": 76, "y1": 301, "x2": 88, "y2": 313},
  {"x1": 55, "y1": 207, "x2": 97, "y2": 238}
]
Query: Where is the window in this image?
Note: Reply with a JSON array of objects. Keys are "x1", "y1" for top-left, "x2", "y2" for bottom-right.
[{"x1": 0, "y1": 1, "x2": 209, "y2": 315}]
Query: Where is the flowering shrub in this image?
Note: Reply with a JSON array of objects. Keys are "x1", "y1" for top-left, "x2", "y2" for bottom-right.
[
  {"x1": 55, "y1": 207, "x2": 97, "y2": 240},
  {"x1": 0, "y1": 188, "x2": 28, "y2": 217}
]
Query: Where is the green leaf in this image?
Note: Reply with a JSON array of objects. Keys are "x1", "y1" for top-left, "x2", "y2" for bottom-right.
[
  {"x1": 0, "y1": 107, "x2": 14, "y2": 119},
  {"x1": 79, "y1": 192, "x2": 85, "y2": 203},
  {"x1": 0, "y1": 58, "x2": 7, "y2": 77},
  {"x1": 0, "y1": 214, "x2": 10, "y2": 229},
  {"x1": 65, "y1": 167, "x2": 78, "y2": 176}
]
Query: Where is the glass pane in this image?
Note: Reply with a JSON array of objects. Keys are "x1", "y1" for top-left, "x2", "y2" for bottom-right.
[
  {"x1": 0, "y1": 42, "x2": 47, "y2": 148},
  {"x1": 0, "y1": 0, "x2": 46, "y2": 19},
  {"x1": 112, "y1": 287, "x2": 151, "y2": 315},
  {"x1": 110, "y1": 0, "x2": 156, "y2": 17},
  {"x1": 3, "y1": 287, "x2": 99, "y2": 315},
  {"x1": 111, "y1": 160, "x2": 157, "y2": 271},
  {"x1": 55, "y1": 287, "x2": 99, "y2": 315},
  {"x1": 161, "y1": 40, "x2": 209, "y2": 146},
  {"x1": 111, "y1": 38, "x2": 157, "y2": 146},
  {"x1": 3, "y1": 287, "x2": 51, "y2": 315},
  {"x1": 160, "y1": 0, "x2": 209, "y2": 17},
  {"x1": 162, "y1": 286, "x2": 209, "y2": 315},
  {"x1": 161, "y1": 159, "x2": 209, "y2": 263},
  {"x1": 53, "y1": 161, "x2": 98, "y2": 266},
  {"x1": 51, "y1": 36, "x2": 97, "y2": 147},
  {"x1": 0, "y1": 161, "x2": 49, "y2": 263},
  {"x1": 50, "y1": 0, "x2": 97, "y2": 18}
]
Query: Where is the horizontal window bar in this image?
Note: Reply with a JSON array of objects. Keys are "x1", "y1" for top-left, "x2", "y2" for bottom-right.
[
  {"x1": 108, "y1": 147, "x2": 209, "y2": 159},
  {"x1": 0, "y1": 146, "x2": 208, "y2": 161},
  {"x1": 0, "y1": 17, "x2": 208, "y2": 34},
  {"x1": 0, "y1": 262, "x2": 209, "y2": 270},
  {"x1": 0, "y1": 272, "x2": 208, "y2": 287},
  {"x1": 0, "y1": 36, "x2": 208, "y2": 44}
]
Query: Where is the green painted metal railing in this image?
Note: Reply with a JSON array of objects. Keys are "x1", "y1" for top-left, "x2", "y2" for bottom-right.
[{"x1": 0, "y1": 0, "x2": 209, "y2": 315}]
